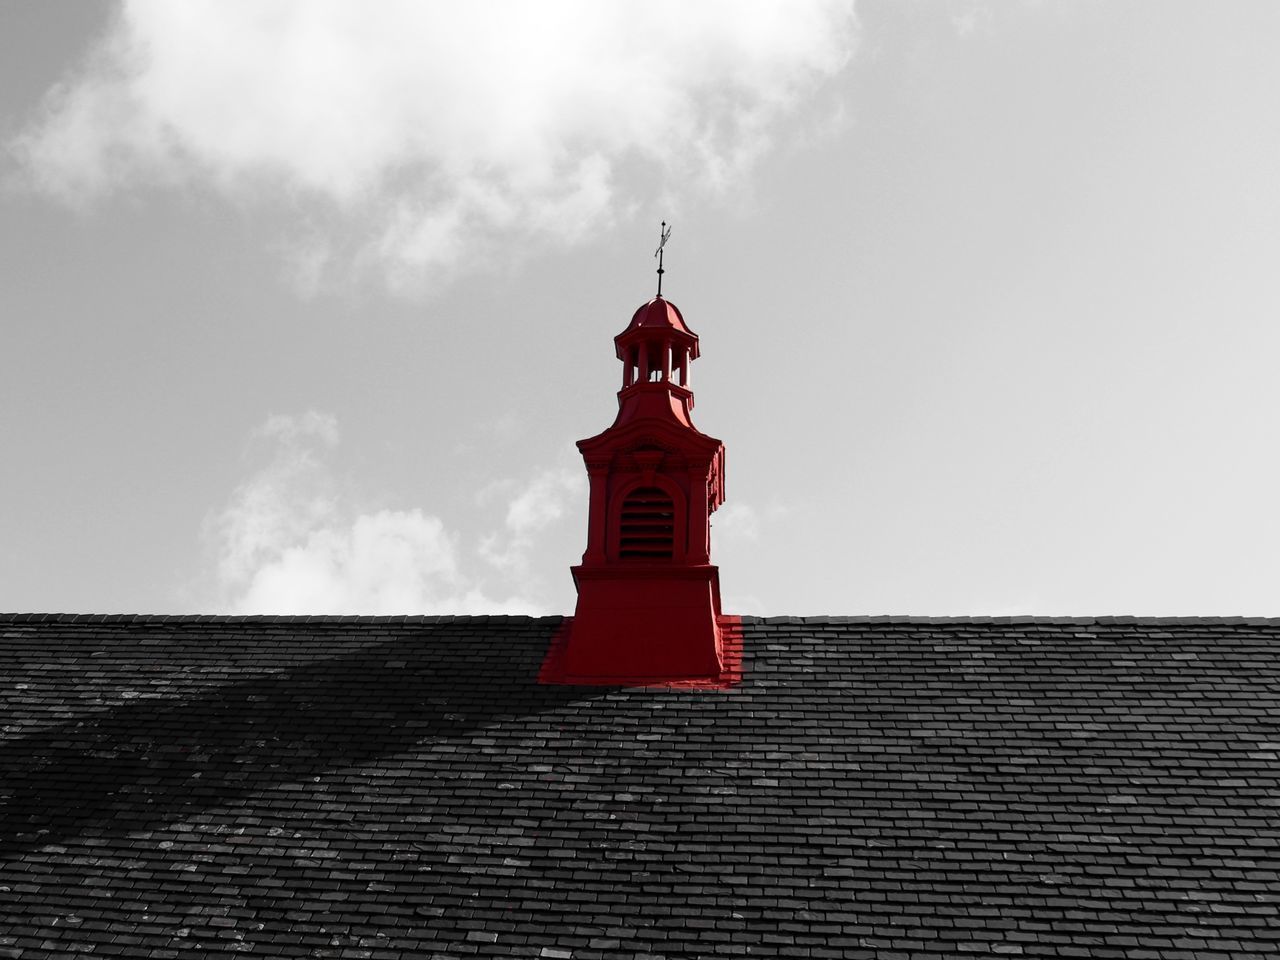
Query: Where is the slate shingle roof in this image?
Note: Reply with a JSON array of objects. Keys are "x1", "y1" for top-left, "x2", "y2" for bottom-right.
[{"x1": 2, "y1": 613, "x2": 1279, "y2": 959}]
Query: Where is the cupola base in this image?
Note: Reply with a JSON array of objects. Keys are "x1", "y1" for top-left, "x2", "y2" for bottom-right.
[{"x1": 564, "y1": 565, "x2": 723, "y2": 683}]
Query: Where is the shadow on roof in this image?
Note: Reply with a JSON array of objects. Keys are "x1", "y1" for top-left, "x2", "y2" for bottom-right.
[{"x1": 0, "y1": 620, "x2": 598, "y2": 858}]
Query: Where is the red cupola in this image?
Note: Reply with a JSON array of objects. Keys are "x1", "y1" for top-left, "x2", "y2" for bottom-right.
[{"x1": 560, "y1": 287, "x2": 728, "y2": 683}]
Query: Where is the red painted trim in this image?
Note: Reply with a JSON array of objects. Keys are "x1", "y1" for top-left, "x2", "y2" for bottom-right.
[{"x1": 538, "y1": 615, "x2": 743, "y2": 690}]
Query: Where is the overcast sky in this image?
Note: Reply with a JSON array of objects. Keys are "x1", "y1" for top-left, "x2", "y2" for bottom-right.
[{"x1": 3, "y1": 1, "x2": 1279, "y2": 617}]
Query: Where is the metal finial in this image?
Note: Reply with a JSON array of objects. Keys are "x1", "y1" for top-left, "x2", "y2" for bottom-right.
[{"x1": 654, "y1": 221, "x2": 672, "y2": 297}]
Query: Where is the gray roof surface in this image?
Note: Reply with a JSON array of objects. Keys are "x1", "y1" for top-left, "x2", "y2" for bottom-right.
[{"x1": 2, "y1": 613, "x2": 1279, "y2": 959}]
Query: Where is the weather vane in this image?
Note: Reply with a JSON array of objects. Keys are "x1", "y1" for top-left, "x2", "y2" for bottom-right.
[{"x1": 654, "y1": 221, "x2": 672, "y2": 297}]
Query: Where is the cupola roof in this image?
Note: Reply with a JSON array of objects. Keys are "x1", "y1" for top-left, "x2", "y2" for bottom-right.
[
  {"x1": 615, "y1": 296, "x2": 700, "y2": 361},
  {"x1": 621, "y1": 296, "x2": 695, "y2": 337}
]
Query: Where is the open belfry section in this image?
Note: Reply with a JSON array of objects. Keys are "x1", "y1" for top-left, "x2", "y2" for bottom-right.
[{"x1": 557, "y1": 292, "x2": 729, "y2": 684}]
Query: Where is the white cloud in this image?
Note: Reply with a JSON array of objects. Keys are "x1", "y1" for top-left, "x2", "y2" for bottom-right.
[
  {"x1": 213, "y1": 411, "x2": 340, "y2": 588},
  {"x1": 947, "y1": 1, "x2": 997, "y2": 39},
  {"x1": 207, "y1": 412, "x2": 550, "y2": 614},
  {"x1": 232, "y1": 508, "x2": 497, "y2": 616},
  {"x1": 479, "y1": 468, "x2": 585, "y2": 574},
  {"x1": 11, "y1": 0, "x2": 857, "y2": 292},
  {"x1": 713, "y1": 501, "x2": 762, "y2": 542},
  {"x1": 252, "y1": 410, "x2": 339, "y2": 447}
]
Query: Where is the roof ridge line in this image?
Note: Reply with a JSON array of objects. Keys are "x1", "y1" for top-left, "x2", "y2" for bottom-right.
[
  {"x1": 4, "y1": 612, "x2": 1280, "y2": 626},
  {"x1": 0, "y1": 613, "x2": 567, "y2": 625},
  {"x1": 741, "y1": 614, "x2": 1280, "y2": 625}
]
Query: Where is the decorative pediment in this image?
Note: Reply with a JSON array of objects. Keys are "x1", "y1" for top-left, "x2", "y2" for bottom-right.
[
  {"x1": 631, "y1": 436, "x2": 677, "y2": 454},
  {"x1": 615, "y1": 446, "x2": 690, "y2": 475}
]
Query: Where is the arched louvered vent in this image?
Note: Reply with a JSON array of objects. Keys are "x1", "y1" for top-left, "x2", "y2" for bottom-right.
[{"x1": 618, "y1": 486, "x2": 675, "y2": 560}]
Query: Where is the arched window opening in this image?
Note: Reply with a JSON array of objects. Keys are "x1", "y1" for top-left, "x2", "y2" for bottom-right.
[{"x1": 618, "y1": 487, "x2": 675, "y2": 560}]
